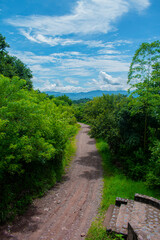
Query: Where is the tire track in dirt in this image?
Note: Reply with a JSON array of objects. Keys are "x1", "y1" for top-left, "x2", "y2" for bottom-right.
[{"x1": 0, "y1": 123, "x2": 103, "y2": 240}]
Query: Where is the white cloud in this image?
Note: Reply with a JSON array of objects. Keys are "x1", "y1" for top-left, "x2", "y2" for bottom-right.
[
  {"x1": 99, "y1": 71, "x2": 120, "y2": 85},
  {"x1": 39, "y1": 78, "x2": 124, "y2": 93},
  {"x1": 9, "y1": 48, "x2": 131, "y2": 93},
  {"x1": 20, "y1": 30, "x2": 40, "y2": 43},
  {"x1": 32, "y1": 76, "x2": 45, "y2": 83},
  {"x1": 40, "y1": 82, "x2": 127, "y2": 92},
  {"x1": 130, "y1": 0, "x2": 150, "y2": 11},
  {"x1": 5, "y1": 0, "x2": 150, "y2": 93},
  {"x1": 87, "y1": 71, "x2": 128, "y2": 91},
  {"x1": 31, "y1": 64, "x2": 51, "y2": 73},
  {"x1": 59, "y1": 57, "x2": 130, "y2": 72},
  {"x1": 9, "y1": 50, "x2": 56, "y2": 65},
  {"x1": 64, "y1": 77, "x2": 79, "y2": 85},
  {"x1": 18, "y1": 31, "x2": 109, "y2": 48},
  {"x1": 55, "y1": 79, "x2": 63, "y2": 87},
  {"x1": 36, "y1": 70, "x2": 129, "y2": 92},
  {"x1": 21, "y1": 31, "x2": 84, "y2": 46},
  {"x1": 98, "y1": 49, "x2": 121, "y2": 55},
  {"x1": 40, "y1": 80, "x2": 85, "y2": 92},
  {"x1": 6, "y1": 0, "x2": 150, "y2": 45},
  {"x1": 10, "y1": 49, "x2": 130, "y2": 76}
]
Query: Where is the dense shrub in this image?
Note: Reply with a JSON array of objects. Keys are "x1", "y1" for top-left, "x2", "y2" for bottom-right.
[
  {"x1": 146, "y1": 140, "x2": 160, "y2": 188},
  {"x1": 83, "y1": 93, "x2": 160, "y2": 187},
  {"x1": 82, "y1": 41, "x2": 160, "y2": 190},
  {"x1": 0, "y1": 75, "x2": 77, "y2": 223}
]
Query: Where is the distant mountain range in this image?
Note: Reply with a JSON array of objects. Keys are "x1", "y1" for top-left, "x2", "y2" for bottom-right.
[{"x1": 45, "y1": 90, "x2": 128, "y2": 100}]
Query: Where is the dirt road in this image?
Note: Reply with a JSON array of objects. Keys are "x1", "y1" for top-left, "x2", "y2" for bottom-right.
[{"x1": 0, "y1": 123, "x2": 103, "y2": 240}]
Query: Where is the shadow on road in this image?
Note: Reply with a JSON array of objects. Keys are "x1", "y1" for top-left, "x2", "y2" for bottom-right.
[
  {"x1": 75, "y1": 150, "x2": 102, "y2": 180},
  {"x1": 79, "y1": 170, "x2": 102, "y2": 180},
  {"x1": 87, "y1": 140, "x2": 96, "y2": 145},
  {"x1": 75, "y1": 151, "x2": 101, "y2": 167},
  {"x1": 0, "y1": 174, "x2": 71, "y2": 239},
  {"x1": 0, "y1": 205, "x2": 40, "y2": 239}
]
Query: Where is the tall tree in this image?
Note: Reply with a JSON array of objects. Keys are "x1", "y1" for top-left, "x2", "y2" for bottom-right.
[
  {"x1": 0, "y1": 34, "x2": 9, "y2": 53},
  {"x1": 128, "y1": 41, "x2": 160, "y2": 150},
  {"x1": 0, "y1": 33, "x2": 33, "y2": 89}
]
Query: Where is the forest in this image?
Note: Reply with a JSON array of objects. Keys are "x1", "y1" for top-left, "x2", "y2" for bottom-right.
[
  {"x1": 0, "y1": 33, "x2": 160, "y2": 225},
  {"x1": 75, "y1": 40, "x2": 160, "y2": 190}
]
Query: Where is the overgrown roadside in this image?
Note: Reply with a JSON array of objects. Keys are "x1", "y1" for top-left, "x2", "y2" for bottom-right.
[
  {"x1": 86, "y1": 139, "x2": 159, "y2": 240},
  {"x1": 0, "y1": 123, "x2": 103, "y2": 240},
  {"x1": 0, "y1": 74, "x2": 79, "y2": 224}
]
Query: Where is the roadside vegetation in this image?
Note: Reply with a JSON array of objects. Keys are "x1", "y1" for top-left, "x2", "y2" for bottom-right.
[
  {"x1": 76, "y1": 41, "x2": 160, "y2": 239},
  {"x1": 0, "y1": 74, "x2": 78, "y2": 224},
  {"x1": 0, "y1": 34, "x2": 78, "y2": 223},
  {"x1": 76, "y1": 41, "x2": 160, "y2": 191},
  {"x1": 86, "y1": 139, "x2": 159, "y2": 240}
]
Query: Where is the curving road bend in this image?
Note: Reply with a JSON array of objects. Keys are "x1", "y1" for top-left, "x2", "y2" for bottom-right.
[{"x1": 0, "y1": 123, "x2": 103, "y2": 240}]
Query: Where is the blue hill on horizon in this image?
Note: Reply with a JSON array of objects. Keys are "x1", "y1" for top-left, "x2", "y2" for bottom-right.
[{"x1": 45, "y1": 90, "x2": 128, "y2": 100}]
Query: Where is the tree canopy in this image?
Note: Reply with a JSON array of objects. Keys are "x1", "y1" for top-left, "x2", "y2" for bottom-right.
[
  {"x1": 76, "y1": 40, "x2": 160, "y2": 190},
  {"x1": 0, "y1": 74, "x2": 77, "y2": 223},
  {"x1": 0, "y1": 33, "x2": 33, "y2": 89},
  {"x1": 128, "y1": 40, "x2": 160, "y2": 87},
  {"x1": 128, "y1": 41, "x2": 160, "y2": 150}
]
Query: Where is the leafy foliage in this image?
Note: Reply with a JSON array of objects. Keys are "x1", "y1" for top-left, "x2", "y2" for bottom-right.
[
  {"x1": 146, "y1": 140, "x2": 160, "y2": 188},
  {"x1": 0, "y1": 33, "x2": 33, "y2": 89},
  {"x1": 83, "y1": 41, "x2": 160, "y2": 189},
  {"x1": 86, "y1": 139, "x2": 158, "y2": 240},
  {"x1": 0, "y1": 75, "x2": 77, "y2": 223},
  {"x1": 72, "y1": 98, "x2": 91, "y2": 104},
  {"x1": 128, "y1": 40, "x2": 160, "y2": 150}
]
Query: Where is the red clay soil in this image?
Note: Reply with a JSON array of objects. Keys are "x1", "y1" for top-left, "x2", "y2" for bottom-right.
[{"x1": 0, "y1": 123, "x2": 103, "y2": 240}]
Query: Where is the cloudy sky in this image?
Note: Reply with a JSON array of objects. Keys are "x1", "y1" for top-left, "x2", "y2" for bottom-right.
[{"x1": 0, "y1": 0, "x2": 159, "y2": 92}]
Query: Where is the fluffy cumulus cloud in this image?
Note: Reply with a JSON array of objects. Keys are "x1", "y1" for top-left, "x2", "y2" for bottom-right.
[
  {"x1": 38, "y1": 73, "x2": 127, "y2": 92},
  {"x1": 87, "y1": 71, "x2": 128, "y2": 91},
  {"x1": 39, "y1": 79, "x2": 86, "y2": 92},
  {"x1": 6, "y1": 0, "x2": 150, "y2": 46},
  {"x1": 99, "y1": 71, "x2": 120, "y2": 85}
]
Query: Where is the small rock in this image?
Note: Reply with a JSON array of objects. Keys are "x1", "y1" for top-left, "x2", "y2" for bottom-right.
[
  {"x1": 81, "y1": 233, "x2": 85, "y2": 237},
  {"x1": 44, "y1": 208, "x2": 49, "y2": 211},
  {"x1": 32, "y1": 216, "x2": 40, "y2": 220},
  {"x1": 57, "y1": 200, "x2": 61, "y2": 204},
  {"x1": 62, "y1": 227, "x2": 68, "y2": 231}
]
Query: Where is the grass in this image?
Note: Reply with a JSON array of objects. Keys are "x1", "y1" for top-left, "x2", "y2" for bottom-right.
[
  {"x1": 60, "y1": 124, "x2": 80, "y2": 175},
  {"x1": 86, "y1": 139, "x2": 159, "y2": 240}
]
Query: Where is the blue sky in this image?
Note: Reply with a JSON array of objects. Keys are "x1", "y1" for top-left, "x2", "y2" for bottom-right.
[{"x1": 0, "y1": 0, "x2": 159, "y2": 92}]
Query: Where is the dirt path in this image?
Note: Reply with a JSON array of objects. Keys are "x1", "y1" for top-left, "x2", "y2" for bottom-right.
[{"x1": 0, "y1": 123, "x2": 103, "y2": 240}]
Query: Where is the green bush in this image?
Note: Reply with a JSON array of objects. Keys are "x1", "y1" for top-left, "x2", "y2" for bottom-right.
[
  {"x1": 146, "y1": 140, "x2": 160, "y2": 188},
  {"x1": 0, "y1": 75, "x2": 77, "y2": 223}
]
